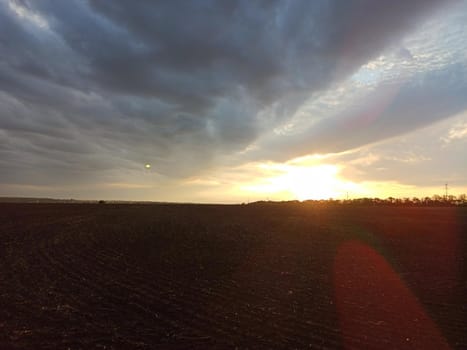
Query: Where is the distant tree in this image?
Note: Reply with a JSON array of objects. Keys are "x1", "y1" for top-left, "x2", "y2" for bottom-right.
[
  {"x1": 373, "y1": 197, "x2": 383, "y2": 205},
  {"x1": 447, "y1": 194, "x2": 456, "y2": 203},
  {"x1": 422, "y1": 197, "x2": 432, "y2": 205}
]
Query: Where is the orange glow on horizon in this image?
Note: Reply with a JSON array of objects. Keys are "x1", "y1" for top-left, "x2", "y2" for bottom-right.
[
  {"x1": 241, "y1": 162, "x2": 364, "y2": 201},
  {"x1": 235, "y1": 158, "x2": 464, "y2": 202},
  {"x1": 271, "y1": 164, "x2": 343, "y2": 200}
]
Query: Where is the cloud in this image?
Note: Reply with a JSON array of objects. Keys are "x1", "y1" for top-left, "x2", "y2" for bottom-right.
[
  {"x1": 0, "y1": 0, "x2": 464, "y2": 198},
  {"x1": 337, "y1": 111, "x2": 467, "y2": 187},
  {"x1": 443, "y1": 122, "x2": 467, "y2": 143},
  {"x1": 256, "y1": 61, "x2": 467, "y2": 161}
]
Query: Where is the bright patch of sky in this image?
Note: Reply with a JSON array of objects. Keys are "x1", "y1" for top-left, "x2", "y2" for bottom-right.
[
  {"x1": 279, "y1": 3, "x2": 467, "y2": 137},
  {"x1": 8, "y1": 0, "x2": 49, "y2": 29}
]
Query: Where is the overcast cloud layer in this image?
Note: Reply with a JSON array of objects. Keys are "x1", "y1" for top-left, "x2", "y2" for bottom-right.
[{"x1": 1, "y1": 0, "x2": 466, "y2": 200}]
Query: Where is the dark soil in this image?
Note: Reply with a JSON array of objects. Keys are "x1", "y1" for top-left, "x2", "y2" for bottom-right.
[{"x1": 0, "y1": 203, "x2": 465, "y2": 349}]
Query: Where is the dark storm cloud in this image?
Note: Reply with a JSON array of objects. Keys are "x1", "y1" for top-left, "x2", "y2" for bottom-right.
[
  {"x1": 45, "y1": 0, "x2": 443, "y2": 109},
  {"x1": 0, "y1": 0, "x2": 453, "y2": 189}
]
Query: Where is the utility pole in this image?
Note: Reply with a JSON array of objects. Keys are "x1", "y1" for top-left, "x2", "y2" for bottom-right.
[{"x1": 445, "y1": 183, "x2": 448, "y2": 201}]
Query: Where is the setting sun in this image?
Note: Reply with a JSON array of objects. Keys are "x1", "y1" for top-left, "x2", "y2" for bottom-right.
[
  {"x1": 241, "y1": 161, "x2": 362, "y2": 201},
  {"x1": 276, "y1": 164, "x2": 341, "y2": 200}
]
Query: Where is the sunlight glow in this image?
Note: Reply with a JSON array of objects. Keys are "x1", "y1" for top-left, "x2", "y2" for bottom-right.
[
  {"x1": 243, "y1": 162, "x2": 364, "y2": 201},
  {"x1": 277, "y1": 164, "x2": 341, "y2": 200}
]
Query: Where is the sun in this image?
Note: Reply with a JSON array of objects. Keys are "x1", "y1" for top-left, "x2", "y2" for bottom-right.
[
  {"x1": 275, "y1": 164, "x2": 342, "y2": 200},
  {"x1": 242, "y1": 161, "x2": 354, "y2": 201}
]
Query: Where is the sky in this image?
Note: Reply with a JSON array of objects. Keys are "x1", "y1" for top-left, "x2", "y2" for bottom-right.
[{"x1": 1, "y1": 0, "x2": 467, "y2": 203}]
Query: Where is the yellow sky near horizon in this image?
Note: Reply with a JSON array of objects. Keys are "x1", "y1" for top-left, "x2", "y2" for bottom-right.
[{"x1": 179, "y1": 154, "x2": 467, "y2": 203}]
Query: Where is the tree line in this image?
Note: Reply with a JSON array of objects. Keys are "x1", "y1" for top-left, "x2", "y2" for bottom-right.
[
  {"x1": 248, "y1": 194, "x2": 467, "y2": 206},
  {"x1": 307, "y1": 194, "x2": 467, "y2": 206}
]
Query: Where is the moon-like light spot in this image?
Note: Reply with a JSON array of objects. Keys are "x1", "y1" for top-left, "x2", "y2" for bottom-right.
[{"x1": 145, "y1": 164, "x2": 151, "y2": 169}]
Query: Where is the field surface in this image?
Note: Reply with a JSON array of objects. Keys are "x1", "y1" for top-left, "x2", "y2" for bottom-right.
[{"x1": 0, "y1": 203, "x2": 466, "y2": 349}]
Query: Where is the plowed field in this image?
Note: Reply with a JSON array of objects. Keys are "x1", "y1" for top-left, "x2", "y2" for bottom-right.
[{"x1": 0, "y1": 203, "x2": 465, "y2": 349}]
